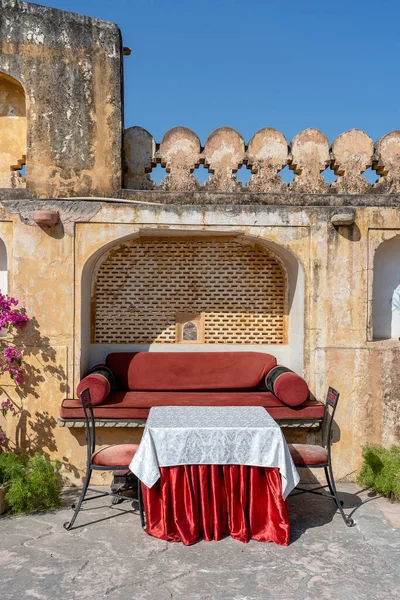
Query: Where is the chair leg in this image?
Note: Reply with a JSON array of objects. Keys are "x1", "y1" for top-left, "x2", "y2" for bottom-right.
[
  {"x1": 63, "y1": 468, "x2": 92, "y2": 531},
  {"x1": 324, "y1": 466, "x2": 335, "y2": 497},
  {"x1": 327, "y1": 463, "x2": 355, "y2": 527}
]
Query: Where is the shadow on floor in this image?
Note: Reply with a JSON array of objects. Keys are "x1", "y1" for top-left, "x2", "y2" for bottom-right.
[
  {"x1": 60, "y1": 484, "x2": 386, "y2": 542},
  {"x1": 288, "y1": 485, "x2": 368, "y2": 542},
  {"x1": 61, "y1": 486, "x2": 141, "y2": 531}
]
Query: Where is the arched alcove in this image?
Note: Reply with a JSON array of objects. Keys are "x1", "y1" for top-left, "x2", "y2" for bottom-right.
[
  {"x1": 0, "y1": 73, "x2": 26, "y2": 188},
  {"x1": 93, "y1": 236, "x2": 287, "y2": 345},
  {"x1": 373, "y1": 235, "x2": 400, "y2": 340},
  {"x1": 80, "y1": 231, "x2": 305, "y2": 376}
]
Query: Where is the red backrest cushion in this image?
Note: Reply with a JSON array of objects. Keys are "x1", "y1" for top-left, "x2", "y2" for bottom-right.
[{"x1": 106, "y1": 352, "x2": 277, "y2": 391}]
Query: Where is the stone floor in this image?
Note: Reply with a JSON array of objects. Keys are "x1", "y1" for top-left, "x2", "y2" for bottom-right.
[{"x1": 0, "y1": 484, "x2": 399, "y2": 600}]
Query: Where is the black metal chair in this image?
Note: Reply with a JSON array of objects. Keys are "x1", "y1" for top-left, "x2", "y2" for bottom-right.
[
  {"x1": 63, "y1": 387, "x2": 145, "y2": 530},
  {"x1": 288, "y1": 387, "x2": 355, "y2": 527}
]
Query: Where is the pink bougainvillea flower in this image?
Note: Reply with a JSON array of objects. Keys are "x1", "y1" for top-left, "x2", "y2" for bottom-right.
[
  {"x1": 0, "y1": 289, "x2": 27, "y2": 452},
  {"x1": 3, "y1": 346, "x2": 22, "y2": 363},
  {"x1": 0, "y1": 291, "x2": 29, "y2": 388},
  {"x1": 0, "y1": 292, "x2": 29, "y2": 330},
  {"x1": 1, "y1": 398, "x2": 20, "y2": 417}
]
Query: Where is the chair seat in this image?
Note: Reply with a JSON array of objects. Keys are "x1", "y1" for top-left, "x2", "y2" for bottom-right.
[
  {"x1": 288, "y1": 443, "x2": 328, "y2": 466},
  {"x1": 91, "y1": 444, "x2": 139, "y2": 467}
]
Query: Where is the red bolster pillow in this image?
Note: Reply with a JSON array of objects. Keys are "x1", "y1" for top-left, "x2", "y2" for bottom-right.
[
  {"x1": 76, "y1": 365, "x2": 114, "y2": 406},
  {"x1": 265, "y1": 366, "x2": 309, "y2": 407}
]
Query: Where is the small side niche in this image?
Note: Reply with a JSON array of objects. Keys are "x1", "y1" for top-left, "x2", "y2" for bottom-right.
[
  {"x1": 176, "y1": 312, "x2": 204, "y2": 343},
  {"x1": 0, "y1": 72, "x2": 27, "y2": 188},
  {"x1": 372, "y1": 234, "x2": 400, "y2": 340}
]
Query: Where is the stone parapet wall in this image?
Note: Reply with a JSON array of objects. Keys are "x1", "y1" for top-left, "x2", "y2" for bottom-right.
[{"x1": 124, "y1": 126, "x2": 400, "y2": 195}]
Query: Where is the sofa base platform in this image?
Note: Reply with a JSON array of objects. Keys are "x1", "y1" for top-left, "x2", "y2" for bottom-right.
[{"x1": 58, "y1": 418, "x2": 321, "y2": 429}]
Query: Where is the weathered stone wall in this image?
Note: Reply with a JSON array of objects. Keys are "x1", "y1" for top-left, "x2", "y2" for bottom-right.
[
  {"x1": 0, "y1": 199, "x2": 398, "y2": 485},
  {"x1": 0, "y1": 0, "x2": 122, "y2": 198}
]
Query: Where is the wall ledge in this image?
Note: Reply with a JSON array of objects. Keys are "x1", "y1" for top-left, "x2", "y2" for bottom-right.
[{"x1": 2, "y1": 192, "x2": 400, "y2": 208}]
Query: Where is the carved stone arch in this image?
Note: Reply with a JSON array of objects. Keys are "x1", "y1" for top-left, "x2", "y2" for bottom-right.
[
  {"x1": 246, "y1": 128, "x2": 288, "y2": 192},
  {"x1": 289, "y1": 128, "x2": 330, "y2": 193},
  {"x1": 373, "y1": 130, "x2": 400, "y2": 193},
  {"x1": 331, "y1": 129, "x2": 374, "y2": 193},
  {"x1": 0, "y1": 72, "x2": 27, "y2": 188},
  {"x1": 157, "y1": 126, "x2": 201, "y2": 191},
  {"x1": 123, "y1": 126, "x2": 155, "y2": 190},
  {"x1": 203, "y1": 127, "x2": 245, "y2": 191}
]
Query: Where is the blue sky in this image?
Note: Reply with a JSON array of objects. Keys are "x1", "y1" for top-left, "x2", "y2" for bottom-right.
[{"x1": 33, "y1": 0, "x2": 399, "y2": 150}]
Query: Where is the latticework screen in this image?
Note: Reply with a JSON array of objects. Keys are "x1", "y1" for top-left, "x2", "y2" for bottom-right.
[{"x1": 92, "y1": 237, "x2": 287, "y2": 344}]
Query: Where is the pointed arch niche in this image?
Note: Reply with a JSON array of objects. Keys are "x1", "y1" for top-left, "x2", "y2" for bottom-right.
[
  {"x1": 372, "y1": 233, "x2": 400, "y2": 340},
  {"x1": 0, "y1": 72, "x2": 27, "y2": 188},
  {"x1": 80, "y1": 231, "x2": 305, "y2": 376}
]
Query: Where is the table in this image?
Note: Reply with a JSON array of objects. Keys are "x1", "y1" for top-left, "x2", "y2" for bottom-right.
[{"x1": 129, "y1": 406, "x2": 299, "y2": 545}]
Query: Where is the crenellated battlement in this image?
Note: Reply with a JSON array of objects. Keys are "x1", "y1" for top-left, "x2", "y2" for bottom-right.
[{"x1": 124, "y1": 126, "x2": 400, "y2": 194}]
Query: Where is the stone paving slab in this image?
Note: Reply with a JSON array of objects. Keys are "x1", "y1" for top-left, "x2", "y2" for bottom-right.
[{"x1": 0, "y1": 484, "x2": 399, "y2": 600}]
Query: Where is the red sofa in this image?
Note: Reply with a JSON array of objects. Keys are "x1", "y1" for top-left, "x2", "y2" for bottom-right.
[{"x1": 60, "y1": 352, "x2": 325, "y2": 424}]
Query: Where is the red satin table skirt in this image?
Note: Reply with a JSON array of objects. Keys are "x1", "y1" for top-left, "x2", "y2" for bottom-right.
[{"x1": 141, "y1": 464, "x2": 290, "y2": 546}]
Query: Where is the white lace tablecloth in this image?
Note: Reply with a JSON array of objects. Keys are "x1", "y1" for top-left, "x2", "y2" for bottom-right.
[{"x1": 129, "y1": 406, "x2": 299, "y2": 499}]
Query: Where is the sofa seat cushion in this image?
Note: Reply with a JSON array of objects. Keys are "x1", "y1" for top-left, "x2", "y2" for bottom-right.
[
  {"x1": 106, "y1": 351, "x2": 277, "y2": 391},
  {"x1": 91, "y1": 444, "x2": 139, "y2": 467},
  {"x1": 288, "y1": 443, "x2": 328, "y2": 466},
  {"x1": 267, "y1": 398, "x2": 324, "y2": 420},
  {"x1": 60, "y1": 392, "x2": 325, "y2": 421}
]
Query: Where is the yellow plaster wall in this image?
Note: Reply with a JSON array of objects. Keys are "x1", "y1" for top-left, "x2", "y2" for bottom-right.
[{"x1": 0, "y1": 203, "x2": 398, "y2": 486}]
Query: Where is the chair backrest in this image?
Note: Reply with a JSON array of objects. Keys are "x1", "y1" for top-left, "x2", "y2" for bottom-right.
[
  {"x1": 80, "y1": 387, "x2": 96, "y2": 461},
  {"x1": 321, "y1": 387, "x2": 340, "y2": 450}
]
